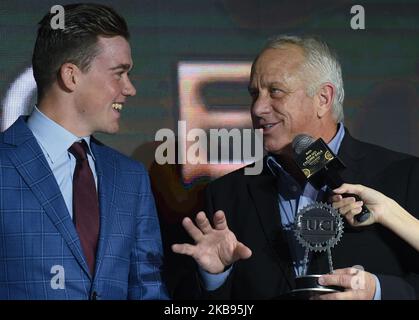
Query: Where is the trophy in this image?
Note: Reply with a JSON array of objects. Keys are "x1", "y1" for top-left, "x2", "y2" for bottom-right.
[
  {"x1": 291, "y1": 202, "x2": 344, "y2": 298},
  {"x1": 281, "y1": 134, "x2": 369, "y2": 298}
]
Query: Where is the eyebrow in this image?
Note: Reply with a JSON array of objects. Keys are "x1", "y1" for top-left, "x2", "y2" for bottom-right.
[
  {"x1": 248, "y1": 81, "x2": 284, "y2": 90},
  {"x1": 267, "y1": 81, "x2": 285, "y2": 87},
  {"x1": 109, "y1": 64, "x2": 133, "y2": 71}
]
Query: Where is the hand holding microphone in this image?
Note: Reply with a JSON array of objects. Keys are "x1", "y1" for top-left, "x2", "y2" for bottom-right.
[
  {"x1": 292, "y1": 134, "x2": 371, "y2": 223},
  {"x1": 330, "y1": 184, "x2": 382, "y2": 226},
  {"x1": 331, "y1": 183, "x2": 419, "y2": 251}
]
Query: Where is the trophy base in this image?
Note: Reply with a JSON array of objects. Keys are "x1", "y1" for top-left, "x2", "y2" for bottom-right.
[{"x1": 284, "y1": 275, "x2": 344, "y2": 300}]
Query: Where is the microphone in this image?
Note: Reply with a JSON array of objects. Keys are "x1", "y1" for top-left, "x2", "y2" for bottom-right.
[{"x1": 292, "y1": 134, "x2": 371, "y2": 223}]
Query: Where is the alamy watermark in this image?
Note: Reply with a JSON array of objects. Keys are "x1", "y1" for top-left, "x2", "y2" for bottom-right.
[
  {"x1": 50, "y1": 265, "x2": 65, "y2": 289},
  {"x1": 350, "y1": 5, "x2": 365, "y2": 30},
  {"x1": 155, "y1": 121, "x2": 264, "y2": 175},
  {"x1": 50, "y1": 5, "x2": 65, "y2": 30},
  {"x1": 349, "y1": 265, "x2": 366, "y2": 290}
]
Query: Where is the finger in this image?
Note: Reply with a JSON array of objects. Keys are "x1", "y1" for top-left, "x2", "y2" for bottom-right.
[
  {"x1": 181, "y1": 217, "x2": 203, "y2": 242},
  {"x1": 332, "y1": 183, "x2": 351, "y2": 194},
  {"x1": 345, "y1": 204, "x2": 364, "y2": 224},
  {"x1": 333, "y1": 183, "x2": 363, "y2": 196},
  {"x1": 331, "y1": 267, "x2": 359, "y2": 275},
  {"x1": 339, "y1": 201, "x2": 363, "y2": 216},
  {"x1": 195, "y1": 211, "x2": 213, "y2": 234},
  {"x1": 330, "y1": 194, "x2": 342, "y2": 202},
  {"x1": 332, "y1": 197, "x2": 356, "y2": 210},
  {"x1": 234, "y1": 242, "x2": 252, "y2": 260},
  {"x1": 318, "y1": 290, "x2": 355, "y2": 300},
  {"x1": 213, "y1": 210, "x2": 228, "y2": 230},
  {"x1": 171, "y1": 243, "x2": 196, "y2": 257},
  {"x1": 319, "y1": 274, "x2": 353, "y2": 288}
]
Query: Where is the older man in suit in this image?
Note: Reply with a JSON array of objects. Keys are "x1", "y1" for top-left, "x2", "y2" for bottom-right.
[
  {"x1": 0, "y1": 3, "x2": 168, "y2": 299},
  {"x1": 173, "y1": 35, "x2": 419, "y2": 299}
]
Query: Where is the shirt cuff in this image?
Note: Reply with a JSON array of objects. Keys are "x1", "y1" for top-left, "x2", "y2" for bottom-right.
[{"x1": 198, "y1": 265, "x2": 232, "y2": 291}]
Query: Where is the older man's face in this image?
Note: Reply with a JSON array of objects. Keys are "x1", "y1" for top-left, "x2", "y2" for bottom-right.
[{"x1": 249, "y1": 45, "x2": 320, "y2": 156}]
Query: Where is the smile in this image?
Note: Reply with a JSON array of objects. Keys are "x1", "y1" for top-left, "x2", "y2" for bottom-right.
[
  {"x1": 112, "y1": 103, "x2": 123, "y2": 112},
  {"x1": 260, "y1": 123, "x2": 279, "y2": 132},
  {"x1": 263, "y1": 124, "x2": 274, "y2": 129}
]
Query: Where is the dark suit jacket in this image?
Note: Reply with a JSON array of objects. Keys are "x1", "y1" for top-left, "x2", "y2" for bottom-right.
[{"x1": 203, "y1": 129, "x2": 419, "y2": 300}]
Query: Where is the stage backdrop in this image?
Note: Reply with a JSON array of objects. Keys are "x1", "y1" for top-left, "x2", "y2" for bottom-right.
[{"x1": 1, "y1": 0, "x2": 419, "y2": 214}]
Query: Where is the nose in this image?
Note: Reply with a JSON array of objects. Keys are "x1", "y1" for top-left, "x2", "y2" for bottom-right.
[
  {"x1": 123, "y1": 76, "x2": 136, "y2": 97},
  {"x1": 251, "y1": 93, "x2": 271, "y2": 118}
]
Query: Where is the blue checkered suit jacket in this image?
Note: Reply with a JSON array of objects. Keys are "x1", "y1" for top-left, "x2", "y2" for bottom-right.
[{"x1": 0, "y1": 117, "x2": 169, "y2": 299}]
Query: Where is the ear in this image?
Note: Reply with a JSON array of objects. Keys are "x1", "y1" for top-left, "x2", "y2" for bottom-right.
[
  {"x1": 315, "y1": 83, "x2": 335, "y2": 118},
  {"x1": 58, "y1": 63, "x2": 80, "y2": 92}
]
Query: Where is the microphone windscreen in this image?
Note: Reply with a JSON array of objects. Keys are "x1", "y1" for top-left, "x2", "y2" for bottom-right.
[{"x1": 292, "y1": 134, "x2": 315, "y2": 155}]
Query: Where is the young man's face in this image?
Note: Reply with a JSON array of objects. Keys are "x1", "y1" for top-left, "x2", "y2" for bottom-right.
[{"x1": 74, "y1": 35, "x2": 136, "y2": 135}]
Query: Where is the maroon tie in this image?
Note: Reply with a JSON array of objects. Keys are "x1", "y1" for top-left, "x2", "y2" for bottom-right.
[{"x1": 68, "y1": 140, "x2": 99, "y2": 276}]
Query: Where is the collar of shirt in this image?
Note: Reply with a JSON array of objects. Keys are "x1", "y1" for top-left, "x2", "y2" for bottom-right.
[
  {"x1": 27, "y1": 106, "x2": 95, "y2": 164},
  {"x1": 266, "y1": 122, "x2": 346, "y2": 198}
]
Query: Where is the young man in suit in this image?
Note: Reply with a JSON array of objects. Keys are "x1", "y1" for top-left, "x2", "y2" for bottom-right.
[
  {"x1": 173, "y1": 35, "x2": 419, "y2": 299},
  {"x1": 0, "y1": 3, "x2": 168, "y2": 299}
]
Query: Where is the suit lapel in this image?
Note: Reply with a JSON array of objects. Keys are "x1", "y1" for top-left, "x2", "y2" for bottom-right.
[
  {"x1": 337, "y1": 129, "x2": 366, "y2": 184},
  {"x1": 247, "y1": 164, "x2": 295, "y2": 290},
  {"x1": 336, "y1": 129, "x2": 369, "y2": 233},
  {"x1": 4, "y1": 117, "x2": 90, "y2": 276},
  {"x1": 90, "y1": 138, "x2": 116, "y2": 275}
]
